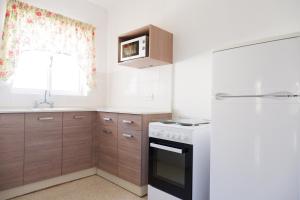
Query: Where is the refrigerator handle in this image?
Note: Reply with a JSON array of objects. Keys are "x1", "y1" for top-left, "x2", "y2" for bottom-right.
[{"x1": 216, "y1": 91, "x2": 300, "y2": 100}]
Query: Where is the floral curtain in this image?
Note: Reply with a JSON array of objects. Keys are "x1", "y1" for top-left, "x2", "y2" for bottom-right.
[{"x1": 0, "y1": 0, "x2": 96, "y2": 88}]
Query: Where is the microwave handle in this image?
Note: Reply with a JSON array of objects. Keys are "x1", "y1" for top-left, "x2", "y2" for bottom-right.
[{"x1": 150, "y1": 143, "x2": 183, "y2": 154}]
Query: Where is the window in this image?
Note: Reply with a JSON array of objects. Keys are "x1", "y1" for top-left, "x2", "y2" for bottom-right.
[
  {"x1": 0, "y1": 0, "x2": 96, "y2": 95},
  {"x1": 13, "y1": 51, "x2": 87, "y2": 95}
]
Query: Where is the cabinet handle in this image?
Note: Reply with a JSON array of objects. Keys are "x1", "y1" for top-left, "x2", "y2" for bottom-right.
[
  {"x1": 103, "y1": 117, "x2": 112, "y2": 121},
  {"x1": 122, "y1": 133, "x2": 133, "y2": 138},
  {"x1": 122, "y1": 120, "x2": 133, "y2": 124},
  {"x1": 103, "y1": 129, "x2": 112, "y2": 134},
  {"x1": 73, "y1": 115, "x2": 87, "y2": 119},
  {"x1": 38, "y1": 117, "x2": 54, "y2": 121}
]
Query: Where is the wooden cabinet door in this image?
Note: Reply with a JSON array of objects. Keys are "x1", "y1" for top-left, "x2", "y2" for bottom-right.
[
  {"x1": 0, "y1": 114, "x2": 24, "y2": 191},
  {"x1": 97, "y1": 126, "x2": 118, "y2": 175},
  {"x1": 118, "y1": 130, "x2": 142, "y2": 185},
  {"x1": 24, "y1": 113, "x2": 63, "y2": 184},
  {"x1": 62, "y1": 112, "x2": 93, "y2": 174}
]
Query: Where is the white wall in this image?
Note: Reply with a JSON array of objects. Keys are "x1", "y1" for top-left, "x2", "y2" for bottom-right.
[
  {"x1": 0, "y1": 0, "x2": 108, "y2": 108},
  {"x1": 0, "y1": 0, "x2": 300, "y2": 117},
  {"x1": 105, "y1": 0, "x2": 300, "y2": 119}
]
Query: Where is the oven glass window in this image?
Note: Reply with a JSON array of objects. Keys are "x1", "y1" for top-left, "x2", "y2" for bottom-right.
[
  {"x1": 153, "y1": 148, "x2": 186, "y2": 188},
  {"x1": 122, "y1": 41, "x2": 139, "y2": 58}
]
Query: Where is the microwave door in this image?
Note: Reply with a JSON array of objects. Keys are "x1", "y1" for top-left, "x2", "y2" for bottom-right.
[
  {"x1": 122, "y1": 41, "x2": 139, "y2": 59},
  {"x1": 120, "y1": 36, "x2": 147, "y2": 62}
]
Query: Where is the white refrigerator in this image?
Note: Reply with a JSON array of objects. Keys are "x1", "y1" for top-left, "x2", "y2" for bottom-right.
[{"x1": 211, "y1": 34, "x2": 300, "y2": 200}]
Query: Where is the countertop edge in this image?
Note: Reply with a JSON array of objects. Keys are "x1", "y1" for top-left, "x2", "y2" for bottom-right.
[{"x1": 0, "y1": 108, "x2": 172, "y2": 115}]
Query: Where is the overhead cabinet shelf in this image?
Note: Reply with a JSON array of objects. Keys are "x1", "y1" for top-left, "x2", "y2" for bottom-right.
[{"x1": 118, "y1": 25, "x2": 173, "y2": 68}]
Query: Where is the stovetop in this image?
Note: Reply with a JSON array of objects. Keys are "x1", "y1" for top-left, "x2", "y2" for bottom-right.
[{"x1": 160, "y1": 119, "x2": 210, "y2": 126}]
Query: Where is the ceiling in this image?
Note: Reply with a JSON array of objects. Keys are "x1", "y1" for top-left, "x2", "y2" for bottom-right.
[
  {"x1": 86, "y1": 0, "x2": 125, "y2": 10},
  {"x1": 86, "y1": 0, "x2": 168, "y2": 10}
]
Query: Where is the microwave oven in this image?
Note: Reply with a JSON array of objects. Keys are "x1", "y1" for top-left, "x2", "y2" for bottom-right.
[{"x1": 120, "y1": 35, "x2": 148, "y2": 62}]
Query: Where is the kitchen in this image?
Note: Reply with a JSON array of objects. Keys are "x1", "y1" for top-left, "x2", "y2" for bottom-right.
[{"x1": 0, "y1": 0, "x2": 299, "y2": 200}]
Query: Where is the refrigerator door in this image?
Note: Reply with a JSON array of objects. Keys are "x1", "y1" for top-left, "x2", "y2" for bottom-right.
[
  {"x1": 211, "y1": 36, "x2": 300, "y2": 200},
  {"x1": 211, "y1": 99, "x2": 300, "y2": 200}
]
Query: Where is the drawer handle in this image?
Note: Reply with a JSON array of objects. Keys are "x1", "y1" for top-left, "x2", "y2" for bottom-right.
[
  {"x1": 122, "y1": 133, "x2": 133, "y2": 138},
  {"x1": 103, "y1": 117, "x2": 112, "y2": 121},
  {"x1": 122, "y1": 120, "x2": 133, "y2": 124},
  {"x1": 73, "y1": 115, "x2": 87, "y2": 119},
  {"x1": 103, "y1": 129, "x2": 112, "y2": 134},
  {"x1": 38, "y1": 117, "x2": 54, "y2": 121}
]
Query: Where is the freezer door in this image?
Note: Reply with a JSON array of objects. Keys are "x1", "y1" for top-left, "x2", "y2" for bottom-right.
[
  {"x1": 211, "y1": 99, "x2": 300, "y2": 200},
  {"x1": 213, "y1": 37, "x2": 300, "y2": 96}
]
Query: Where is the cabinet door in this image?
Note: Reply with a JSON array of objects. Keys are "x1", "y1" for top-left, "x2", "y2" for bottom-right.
[
  {"x1": 62, "y1": 112, "x2": 93, "y2": 174},
  {"x1": 24, "y1": 113, "x2": 62, "y2": 184},
  {"x1": 118, "y1": 130, "x2": 142, "y2": 185},
  {"x1": 97, "y1": 126, "x2": 118, "y2": 175},
  {"x1": 0, "y1": 114, "x2": 24, "y2": 191}
]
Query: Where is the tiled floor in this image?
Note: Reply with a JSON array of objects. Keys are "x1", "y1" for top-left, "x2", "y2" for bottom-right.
[{"x1": 13, "y1": 176, "x2": 147, "y2": 200}]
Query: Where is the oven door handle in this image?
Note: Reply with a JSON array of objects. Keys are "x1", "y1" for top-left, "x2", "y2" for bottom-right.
[{"x1": 150, "y1": 143, "x2": 183, "y2": 154}]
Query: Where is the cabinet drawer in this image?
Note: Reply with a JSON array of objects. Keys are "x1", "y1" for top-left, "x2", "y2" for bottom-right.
[
  {"x1": 63, "y1": 112, "x2": 92, "y2": 127},
  {"x1": 97, "y1": 112, "x2": 118, "y2": 127},
  {"x1": 25, "y1": 113, "x2": 62, "y2": 129},
  {"x1": 0, "y1": 114, "x2": 24, "y2": 128},
  {"x1": 118, "y1": 114, "x2": 142, "y2": 131}
]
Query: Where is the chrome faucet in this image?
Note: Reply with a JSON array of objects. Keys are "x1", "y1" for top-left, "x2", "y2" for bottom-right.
[{"x1": 34, "y1": 90, "x2": 54, "y2": 108}]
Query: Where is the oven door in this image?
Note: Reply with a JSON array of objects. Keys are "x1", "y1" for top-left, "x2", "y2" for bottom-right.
[{"x1": 149, "y1": 137, "x2": 193, "y2": 200}]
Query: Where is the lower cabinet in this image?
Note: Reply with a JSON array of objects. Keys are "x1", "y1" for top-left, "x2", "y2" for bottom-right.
[
  {"x1": 118, "y1": 130, "x2": 142, "y2": 185},
  {"x1": 62, "y1": 112, "x2": 93, "y2": 174},
  {"x1": 0, "y1": 114, "x2": 24, "y2": 190},
  {"x1": 0, "y1": 111, "x2": 171, "y2": 193},
  {"x1": 96, "y1": 112, "x2": 171, "y2": 186},
  {"x1": 97, "y1": 126, "x2": 118, "y2": 175},
  {"x1": 24, "y1": 113, "x2": 63, "y2": 184}
]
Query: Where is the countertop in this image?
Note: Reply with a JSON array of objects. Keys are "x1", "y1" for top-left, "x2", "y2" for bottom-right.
[{"x1": 0, "y1": 107, "x2": 171, "y2": 115}]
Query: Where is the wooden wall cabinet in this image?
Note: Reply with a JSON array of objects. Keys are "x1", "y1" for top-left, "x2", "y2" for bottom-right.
[
  {"x1": 62, "y1": 112, "x2": 93, "y2": 175},
  {"x1": 0, "y1": 114, "x2": 24, "y2": 191},
  {"x1": 118, "y1": 24, "x2": 173, "y2": 68}
]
